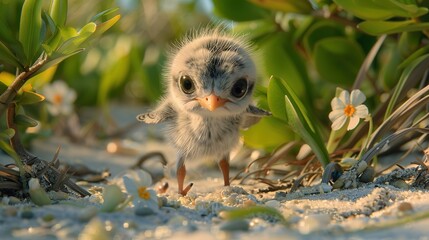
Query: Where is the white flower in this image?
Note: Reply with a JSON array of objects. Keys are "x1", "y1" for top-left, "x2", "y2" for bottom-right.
[
  {"x1": 42, "y1": 80, "x2": 76, "y2": 116},
  {"x1": 122, "y1": 170, "x2": 158, "y2": 209},
  {"x1": 329, "y1": 89, "x2": 369, "y2": 131}
]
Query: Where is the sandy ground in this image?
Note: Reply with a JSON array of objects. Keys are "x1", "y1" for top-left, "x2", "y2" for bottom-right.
[{"x1": 1, "y1": 105, "x2": 429, "y2": 239}]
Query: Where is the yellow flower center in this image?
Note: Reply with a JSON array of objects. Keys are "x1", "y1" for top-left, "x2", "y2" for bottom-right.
[
  {"x1": 344, "y1": 104, "x2": 355, "y2": 117},
  {"x1": 137, "y1": 186, "x2": 151, "y2": 200},
  {"x1": 53, "y1": 94, "x2": 63, "y2": 105}
]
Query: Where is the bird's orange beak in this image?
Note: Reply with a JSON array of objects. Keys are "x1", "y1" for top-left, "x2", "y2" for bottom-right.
[{"x1": 197, "y1": 94, "x2": 228, "y2": 111}]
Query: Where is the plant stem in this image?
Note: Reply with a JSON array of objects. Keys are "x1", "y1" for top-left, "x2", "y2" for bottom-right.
[{"x1": 0, "y1": 57, "x2": 47, "y2": 118}]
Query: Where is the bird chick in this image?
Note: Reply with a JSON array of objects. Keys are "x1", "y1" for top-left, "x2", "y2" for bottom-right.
[{"x1": 137, "y1": 29, "x2": 270, "y2": 195}]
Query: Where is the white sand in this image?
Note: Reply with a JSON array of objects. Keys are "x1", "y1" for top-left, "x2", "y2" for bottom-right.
[{"x1": 1, "y1": 106, "x2": 428, "y2": 239}]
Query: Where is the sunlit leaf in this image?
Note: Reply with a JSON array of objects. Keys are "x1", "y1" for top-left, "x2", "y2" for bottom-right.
[
  {"x1": 334, "y1": 0, "x2": 428, "y2": 20},
  {"x1": 221, "y1": 205, "x2": 288, "y2": 225},
  {"x1": 19, "y1": 0, "x2": 43, "y2": 65},
  {"x1": 212, "y1": 0, "x2": 269, "y2": 21},
  {"x1": 248, "y1": 0, "x2": 312, "y2": 14},
  {"x1": 0, "y1": 71, "x2": 14, "y2": 87},
  {"x1": 26, "y1": 65, "x2": 57, "y2": 90},
  {"x1": 49, "y1": 0, "x2": 68, "y2": 27},
  {"x1": 57, "y1": 22, "x2": 96, "y2": 54},
  {"x1": 90, "y1": 7, "x2": 119, "y2": 22},
  {"x1": 267, "y1": 77, "x2": 287, "y2": 121},
  {"x1": 268, "y1": 76, "x2": 329, "y2": 166},
  {"x1": 90, "y1": 15, "x2": 120, "y2": 39},
  {"x1": 17, "y1": 90, "x2": 45, "y2": 105},
  {"x1": 358, "y1": 20, "x2": 429, "y2": 35},
  {"x1": 314, "y1": 37, "x2": 364, "y2": 86},
  {"x1": 242, "y1": 116, "x2": 295, "y2": 151}
]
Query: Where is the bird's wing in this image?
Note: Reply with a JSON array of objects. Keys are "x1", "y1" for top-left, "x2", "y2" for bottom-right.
[
  {"x1": 136, "y1": 101, "x2": 175, "y2": 124},
  {"x1": 240, "y1": 105, "x2": 271, "y2": 129}
]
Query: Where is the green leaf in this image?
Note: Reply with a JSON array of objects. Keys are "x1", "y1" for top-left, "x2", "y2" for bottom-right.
[
  {"x1": 242, "y1": 117, "x2": 295, "y2": 151},
  {"x1": 212, "y1": 0, "x2": 269, "y2": 21},
  {"x1": 303, "y1": 21, "x2": 345, "y2": 54},
  {"x1": 267, "y1": 77, "x2": 287, "y2": 121},
  {"x1": 15, "y1": 114, "x2": 39, "y2": 128},
  {"x1": 385, "y1": 54, "x2": 429, "y2": 119},
  {"x1": 260, "y1": 33, "x2": 310, "y2": 99},
  {"x1": 0, "y1": 80, "x2": 6, "y2": 94},
  {"x1": 90, "y1": 8, "x2": 119, "y2": 22},
  {"x1": 268, "y1": 77, "x2": 330, "y2": 166},
  {"x1": 221, "y1": 206, "x2": 288, "y2": 225},
  {"x1": 17, "y1": 90, "x2": 45, "y2": 105},
  {"x1": 358, "y1": 20, "x2": 429, "y2": 35},
  {"x1": 0, "y1": 41, "x2": 24, "y2": 70},
  {"x1": 90, "y1": 14, "x2": 120, "y2": 40},
  {"x1": 334, "y1": 0, "x2": 428, "y2": 20},
  {"x1": 248, "y1": 0, "x2": 312, "y2": 14},
  {"x1": 34, "y1": 48, "x2": 84, "y2": 75},
  {"x1": 98, "y1": 52, "x2": 130, "y2": 106},
  {"x1": 49, "y1": 0, "x2": 68, "y2": 27},
  {"x1": 57, "y1": 22, "x2": 96, "y2": 54},
  {"x1": 0, "y1": 128, "x2": 15, "y2": 140},
  {"x1": 19, "y1": 0, "x2": 43, "y2": 65},
  {"x1": 314, "y1": 37, "x2": 364, "y2": 86},
  {"x1": 0, "y1": 140, "x2": 20, "y2": 161}
]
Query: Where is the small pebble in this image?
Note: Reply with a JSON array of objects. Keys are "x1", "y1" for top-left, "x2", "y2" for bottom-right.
[
  {"x1": 359, "y1": 166, "x2": 375, "y2": 183},
  {"x1": 135, "y1": 206, "x2": 156, "y2": 216},
  {"x1": 397, "y1": 202, "x2": 413, "y2": 213},
  {"x1": 20, "y1": 210, "x2": 34, "y2": 219},
  {"x1": 158, "y1": 196, "x2": 168, "y2": 207},
  {"x1": 167, "y1": 215, "x2": 187, "y2": 227},
  {"x1": 219, "y1": 219, "x2": 249, "y2": 232},
  {"x1": 3, "y1": 206, "x2": 17, "y2": 217},
  {"x1": 392, "y1": 180, "x2": 409, "y2": 190},
  {"x1": 242, "y1": 199, "x2": 256, "y2": 207},
  {"x1": 48, "y1": 191, "x2": 69, "y2": 200},
  {"x1": 77, "y1": 206, "x2": 98, "y2": 222},
  {"x1": 265, "y1": 200, "x2": 281, "y2": 209},
  {"x1": 297, "y1": 213, "x2": 331, "y2": 234},
  {"x1": 224, "y1": 193, "x2": 238, "y2": 205},
  {"x1": 123, "y1": 221, "x2": 138, "y2": 229}
]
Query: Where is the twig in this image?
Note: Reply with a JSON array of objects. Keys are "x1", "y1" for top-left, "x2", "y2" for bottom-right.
[
  {"x1": 6, "y1": 103, "x2": 90, "y2": 197},
  {"x1": 0, "y1": 57, "x2": 47, "y2": 118}
]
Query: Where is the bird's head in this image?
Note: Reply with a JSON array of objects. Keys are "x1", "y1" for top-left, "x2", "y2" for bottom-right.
[{"x1": 166, "y1": 31, "x2": 256, "y2": 117}]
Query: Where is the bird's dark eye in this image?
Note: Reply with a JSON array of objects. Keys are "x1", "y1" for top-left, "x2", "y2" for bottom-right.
[
  {"x1": 231, "y1": 78, "x2": 248, "y2": 98},
  {"x1": 179, "y1": 75, "x2": 195, "y2": 94}
]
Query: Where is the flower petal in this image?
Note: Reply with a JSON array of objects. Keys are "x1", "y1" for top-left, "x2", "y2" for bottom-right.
[
  {"x1": 347, "y1": 115, "x2": 360, "y2": 130},
  {"x1": 329, "y1": 109, "x2": 344, "y2": 122},
  {"x1": 136, "y1": 170, "x2": 153, "y2": 186},
  {"x1": 331, "y1": 97, "x2": 345, "y2": 111},
  {"x1": 350, "y1": 89, "x2": 366, "y2": 106},
  {"x1": 354, "y1": 105, "x2": 369, "y2": 118},
  {"x1": 331, "y1": 115, "x2": 347, "y2": 130},
  {"x1": 339, "y1": 90, "x2": 350, "y2": 105},
  {"x1": 122, "y1": 176, "x2": 138, "y2": 195}
]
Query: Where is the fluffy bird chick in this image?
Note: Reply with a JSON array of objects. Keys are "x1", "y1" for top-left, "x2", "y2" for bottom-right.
[{"x1": 137, "y1": 29, "x2": 270, "y2": 195}]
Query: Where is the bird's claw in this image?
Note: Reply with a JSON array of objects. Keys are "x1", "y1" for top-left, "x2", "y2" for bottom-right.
[{"x1": 180, "y1": 182, "x2": 193, "y2": 196}]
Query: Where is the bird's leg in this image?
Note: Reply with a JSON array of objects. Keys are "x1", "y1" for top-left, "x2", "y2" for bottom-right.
[
  {"x1": 177, "y1": 162, "x2": 193, "y2": 196},
  {"x1": 218, "y1": 157, "x2": 230, "y2": 186}
]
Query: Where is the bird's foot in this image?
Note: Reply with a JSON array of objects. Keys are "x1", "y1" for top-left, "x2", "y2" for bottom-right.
[{"x1": 179, "y1": 182, "x2": 193, "y2": 196}]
